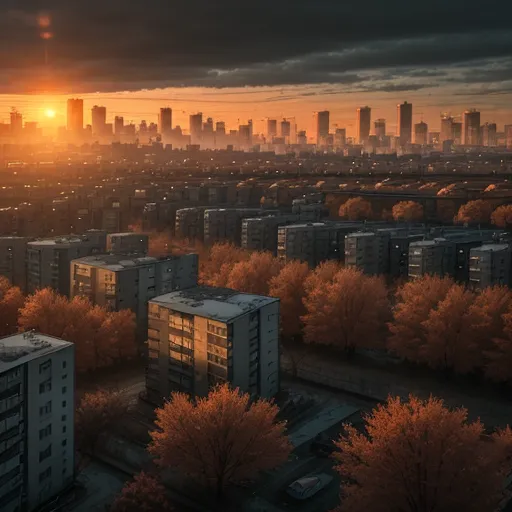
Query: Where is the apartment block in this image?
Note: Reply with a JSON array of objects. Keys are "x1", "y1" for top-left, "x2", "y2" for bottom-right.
[
  {"x1": 469, "y1": 244, "x2": 511, "y2": 289},
  {"x1": 175, "y1": 207, "x2": 208, "y2": 241},
  {"x1": 277, "y1": 222, "x2": 362, "y2": 267},
  {"x1": 146, "y1": 286, "x2": 279, "y2": 403},
  {"x1": 70, "y1": 253, "x2": 198, "y2": 340},
  {"x1": 389, "y1": 234, "x2": 425, "y2": 278},
  {"x1": 408, "y1": 239, "x2": 456, "y2": 278},
  {"x1": 203, "y1": 208, "x2": 266, "y2": 245},
  {"x1": 26, "y1": 231, "x2": 107, "y2": 296},
  {"x1": 106, "y1": 232, "x2": 148, "y2": 255},
  {"x1": 0, "y1": 332, "x2": 74, "y2": 512},
  {"x1": 344, "y1": 231, "x2": 391, "y2": 275},
  {"x1": 0, "y1": 237, "x2": 29, "y2": 291},
  {"x1": 241, "y1": 215, "x2": 299, "y2": 253}
]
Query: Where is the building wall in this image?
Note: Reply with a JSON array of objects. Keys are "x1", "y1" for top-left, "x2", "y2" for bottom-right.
[
  {"x1": 258, "y1": 301, "x2": 280, "y2": 398},
  {"x1": 0, "y1": 237, "x2": 28, "y2": 291}
]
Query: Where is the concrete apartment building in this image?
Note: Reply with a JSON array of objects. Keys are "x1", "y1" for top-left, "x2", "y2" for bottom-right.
[
  {"x1": 277, "y1": 222, "x2": 362, "y2": 267},
  {"x1": 26, "y1": 231, "x2": 107, "y2": 296},
  {"x1": 70, "y1": 253, "x2": 199, "y2": 340},
  {"x1": 344, "y1": 231, "x2": 391, "y2": 275},
  {"x1": 0, "y1": 237, "x2": 29, "y2": 291},
  {"x1": 203, "y1": 208, "x2": 268, "y2": 245},
  {"x1": 0, "y1": 332, "x2": 74, "y2": 512},
  {"x1": 241, "y1": 215, "x2": 300, "y2": 253},
  {"x1": 469, "y1": 244, "x2": 511, "y2": 289},
  {"x1": 146, "y1": 286, "x2": 279, "y2": 403},
  {"x1": 175, "y1": 207, "x2": 208, "y2": 241},
  {"x1": 106, "y1": 232, "x2": 148, "y2": 255},
  {"x1": 408, "y1": 239, "x2": 456, "y2": 279}
]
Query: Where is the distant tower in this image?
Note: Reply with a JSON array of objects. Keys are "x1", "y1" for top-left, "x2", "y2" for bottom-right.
[
  {"x1": 114, "y1": 116, "x2": 124, "y2": 136},
  {"x1": 414, "y1": 121, "x2": 428, "y2": 145},
  {"x1": 356, "y1": 107, "x2": 371, "y2": 144},
  {"x1": 91, "y1": 105, "x2": 107, "y2": 136},
  {"x1": 397, "y1": 101, "x2": 413, "y2": 146},
  {"x1": 463, "y1": 109, "x2": 481, "y2": 145},
  {"x1": 280, "y1": 119, "x2": 291, "y2": 138},
  {"x1": 267, "y1": 119, "x2": 277, "y2": 139},
  {"x1": 374, "y1": 119, "x2": 386, "y2": 139},
  {"x1": 189, "y1": 113, "x2": 203, "y2": 144},
  {"x1": 67, "y1": 99, "x2": 83, "y2": 134},
  {"x1": 481, "y1": 122, "x2": 497, "y2": 147},
  {"x1": 440, "y1": 114, "x2": 453, "y2": 143},
  {"x1": 315, "y1": 111, "x2": 330, "y2": 145},
  {"x1": 10, "y1": 110, "x2": 23, "y2": 136},
  {"x1": 159, "y1": 108, "x2": 172, "y2": 137}
]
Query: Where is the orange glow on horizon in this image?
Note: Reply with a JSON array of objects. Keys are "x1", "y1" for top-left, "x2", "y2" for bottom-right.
[{"x1": 45, "y1": 109, "x2": 56, "y2": 119}]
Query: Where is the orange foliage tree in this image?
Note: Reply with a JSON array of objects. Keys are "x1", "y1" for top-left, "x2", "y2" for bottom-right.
[
  {"x1": 149, "y1": 384, "x2": 291, "y2": 500},
  {"x1": 333, "y1": 395, "x2": 512, "y2": 512},
  {"x1": 420, "y1": 284, "x2": 478, "y2": 373},
  {"x1": 0, "y1": 277, "x2": 24, "y2": 337},
  {"x1": 200, "y1": 243, "x2": 250, "y2": 287},
  {"x1": 18, "y1": 289, "x2": 137, "y2": 372},
  {"x1": 226, "y1": 251, "x2": 283, "y2": 295},
  {"x1": 269, "y1": 261, "x2": 310, "y2": 340},
  {"x1": 454, "y1": 199, "x2": 493, "y2": 225},
  {"x1": 387, "y1": 275, "x2": 454, "y2": 362},
  {"x1": 302, "y1": 267, "x2": 389, "y2": 355},
  {"x1": 491, "y1": 204, "x2": 512, "y2": 229},
  {"x1": 338, "y1": 197, "x2": 373, "y2": 221},
  {"x1": 486, "y1": 306, "x2": 512, "y2": 382},
  {"x1": 391, "y1": 201, "x2": 424, "y2": 222},
  {"x1": 110, "y1": 472, "x2": 172, "y2": 512},
  {"x1": 76, "y1": 390, "x2": 128, "y2": 455}
]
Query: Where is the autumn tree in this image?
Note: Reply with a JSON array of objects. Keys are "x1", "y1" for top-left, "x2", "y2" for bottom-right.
[
  {"x1": 110, "y1": 472, "x2": 172, "y2": 512},
  {"x1": 486, "y1": 306, "x2": 512, "y2": 382},
  {"x1": 333, "y1": 395, "x2": 512, "y2": 512},
  {"x1": 391, "y1": 201, "x2": 424, "y2": 223},
  {"x1": 420, "y1": 284, "x2": 478, "y2": 373},
  {"x1": 387, "y1": 275, "x2": 454, "y2": 362},
  {"x1": 76, "y1": 390, "x2": 128, "y2": 456},
  {"x1": 302, "y1": 267, "x2": 389, "y2": 355},
  {"x1": 0, "y1": 277, "x2": 24, "y2": 337},
  {"x1": 269, "y1": 261, "x2": 310, "y2": 340},
  {"x1": 303, "y1": 260, "x2": 341, "y2": 295},
  {"x1": 454, "y1": 199, "x2": 493, "y2": 225},
  {"x1": 338, "y1": 197, "x2": 373, "y2": 221},
  {"x1": 149, "y1": 384, "x2": 291, "y2": 501},
  {"x1": 200, "y1": 243, "x2": 250, "y2": 286},
  {"x1": 491, "y1": 204, "x2": 512, "y2": 229},
  {"x1": 226, "y1": 251, "x2": 283, "y2": 295}
]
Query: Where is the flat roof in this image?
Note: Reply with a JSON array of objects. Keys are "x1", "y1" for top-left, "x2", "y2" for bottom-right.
[
  {"x1": 28, "y1": 236, "x2": 92, "y2": 247},
  {"x1": 0, "y1": 332, "x2": 72, "y2": 372},
  {"x1": 108, "y1": 232, "x2": 148, "y2": 238},
  {"x1": 72, "y1": 253, "x2": 193, "y2": 272},
  {"x1": 474, "y1": 244, "x2": 510, "y2": 252},
  {"x1": 151, "y1": 286, "x2": 278, "y2": 322}
]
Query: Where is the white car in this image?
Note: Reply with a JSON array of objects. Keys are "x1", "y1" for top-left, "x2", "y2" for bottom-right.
[{"x1": 286, "y1": 473, "x2": 334, "y2": 500}]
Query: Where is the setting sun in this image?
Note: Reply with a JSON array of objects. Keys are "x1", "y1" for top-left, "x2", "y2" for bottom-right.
[{"x1": 45, "y1": 108, "x2": 56, "y2": 118}]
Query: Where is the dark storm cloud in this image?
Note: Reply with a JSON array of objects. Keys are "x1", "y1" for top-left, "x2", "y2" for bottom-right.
[{"x1": 0, "y1": 0, "x2": 511, "y2": 91}]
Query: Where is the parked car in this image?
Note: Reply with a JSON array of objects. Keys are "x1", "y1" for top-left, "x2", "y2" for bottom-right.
[{"x1": 286, "y1": 473, "x2": 334, "y2": 501}]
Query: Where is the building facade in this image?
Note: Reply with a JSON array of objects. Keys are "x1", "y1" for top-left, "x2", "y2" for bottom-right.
[
  {"x1": 408, "y1": 239, "x2": 455, "y2": 279},
  {"x1": 0, "y1": 237, "x2": 29, "y2": 291},
  {"x1": 469, "y1": 244, "x2": 511, "y2": 289},
  {"x1": 397, "y1": 101, "x2": 413, "y2": 147},
  {"x1": 106, "y1": 232, "x2": 149, "y2": 255},
  {"x1": 356, "y1": 107, "x2": 371, "y2": 145},
  {"x1": 344, "y1": 231, "x2": 390, "y2": 275},
  {"x1": 0, "y1": 332, "x2": 74, "y2": 512},
  {"x1": 146, "y1": 286, "x2": 279, "y2": 403},
  {"x1": 175, "y1": 207, "x2": 208, "y2": 241}
]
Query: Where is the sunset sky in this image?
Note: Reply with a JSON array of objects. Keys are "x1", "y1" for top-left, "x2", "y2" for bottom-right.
[{"x1": 1, "y1": 1, "x2": 511, "y2": 137}]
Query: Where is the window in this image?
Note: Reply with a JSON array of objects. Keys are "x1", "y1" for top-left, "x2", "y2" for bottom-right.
[
  {"x1": 62, "y1": 386, "x2": 67, "y2": 394},
  {"x1": 39, "y1": 380, "x2": 52, "y2": 394},
  {"x1": 61, "y1": 415, "x2": 67, "y2": 421},
  {"x1": 39, "y1": 445, "x2": 52, "y2": 462},
  {"x1": 62, "y1": 361, "x2": 67, "y2": 369},
  {"x1": 62, "y1": 426, "x2": 67, "y2": 434},
  {"x1": 62, "y1": 439, "x2": 67, "y2": 447},
  {"x1": 39, "y1": 424, "x2": 52, "y2": 440},
  {"x1": 39, "y1": 360, "x2": 52, "y2": 374},
  {"x1": 62, "y1": 374, "x2": 67, "y2": 380},
  {"x1": 39, "y1": 401, "x2": 52, "y2": 417},
  {"x1": 39, "y1": 467, "x2": 52, "y2": 483},
  {"x1": 62, "y1": 401, "x2": 67, "y2": 408}
]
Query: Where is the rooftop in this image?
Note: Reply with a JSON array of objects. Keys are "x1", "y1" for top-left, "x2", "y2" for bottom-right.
[
  {"x1": 0, "y1": 331, "x2": 72, "y2": 372},
  {"x1": 108, "y1": 232, "x2": 148, "y2": 239},
  {"x1": 151, "y1": 286, "x2": 278, "y2": 322},
  {"x1": 475, "y1": 244, "x2": 510, "y2": 252},
  {"x1": 72, "y1": 253, "x2": 191, "y2": 271},
  {"x1": 28, "y1": 235, "x2": 95, "y2": 247}
]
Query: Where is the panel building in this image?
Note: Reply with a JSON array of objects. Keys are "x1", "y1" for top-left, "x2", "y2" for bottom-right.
[
  {"x1": 0, "y1": 332, "x2": 74, "y2": 512},
  {"x1": 463, "y1": 109, "x2": 481, "y2": 146},
  {"x1": 203, "y1": 208, "x2": 266, "y2": 245},
  {"x1": 397, "y1": 101, "x2": 413, "y2": 147},
  {"x1": 27, "y1": 231, "x2": 107, "y2": 296},
  {"x1": 357, "y1": 107, "x2": 371, "y2": 144},
  {"x1": 159, "y1": 108, "x2": 173, "y2": 138},
  {"x1": 0, "y1": 237, "x2": 29, "y2": 291},
  {"x1": 70, "y1": 253, "x2": 198, "y2": 340},
  {"x1": 408, "y1": 239, "x2": 455, "y2": 279},
  {"x1": 241, "y1": 215, "x2": 300, "y2": 253},
  {"x1": 106, "y1": 232, "x2": 149, "y2": 255},
  {"x1": 414, "y1": 121, "x2": 428, "y2": 145},
  {"x1": 175, "y1": 207, "x2": 208, "y2": 241},
  {"x1": 469, "y1": 244, "x2": 511, "y2": 289},
  {"x1": 315, "y1": 111, "x2": 330, "y2": 146},
  {"x1": 146, "y1": 287, "x2": 279, "y2": 403},
  {"x1": 344, "y1": 231, "x2": 391, "y2": 275}
]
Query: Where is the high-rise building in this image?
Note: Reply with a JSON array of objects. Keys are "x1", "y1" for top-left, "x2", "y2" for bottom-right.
[
  {"x1": 146, "y1": 286, "x2": 280, "y2": 403},
  {"x1": 10, "y1": 111, "x2": 23, "y2": 136},
  {"x1": 215, "y1": 121, "x2": 226, "y2": 135},
  {"x1": 159, "y1": 108, "x2": 172, "y2": 137},
  {"x1": 408, "y1": 239, "x2": 455, "y2": 279},
  {"x1": 481, "y1": 122, "x2": 497, "y2": 147},
  {"x1": 397, "y1": 101, "x2": 413, "y2": 146},
  {"x1": 106, "y1": 232, "x2": 149, "y2": 255},
  {"x1": 356, "y1": 107, "x2": 371, "y2": 144},
  {"x1": 203, "y1": 117, "x2": 214, "y2": 134},
  {"x1": 91, "y1": 105, "x2": 107, "y2": 136},
  {"x1": 345, "y1": 231, "x2": 391, "y2": 275},
  {"x1": 334, "y1": 128, "x2": 346, "y2": 148},
  {"x1": 414, "y1": 121, "x2": 428, "y2": 145},
  {"x1": 0, "y1": 236, "x2": 29, "y2": 291},
  {"x1": 463, "y1": 109, "x2": 480, "y2": 145},
  {"x1": 374, "y1": 119, "x2": 386, "y2": 139},
  {"x1": 469, "y1": 244, "x2": 511, "y2": 289},
  {"x1": 189, "y1": 113, "x2": 203, "y2": 144},
  {"x1": 114, "y1": 116, "x2": 124, "y2": 136},
  {"x1": 0, "y1": 331, "x2": 75, "y2": 512},
  {"x1": 66, "y1": 99, "x2": 83, "y2": 134},
  {"x1": 281, "y1": 119, "x2": 291, "y2": 138},
  {"x1": 440, "y1": 114, "x2": 453, "y2": 143},
  {"x1": 452, "y1": 122, "x2": 462, "y2": 144},
  {"x1": 267, "y1": 119, "x2": 277, "y2": 139},
  {"x1": 315, "y1": 111, "x2": 330, "y2": 145},
  {"x1": 506, "y1": 125, "x2": 512, "y2": 150}
]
